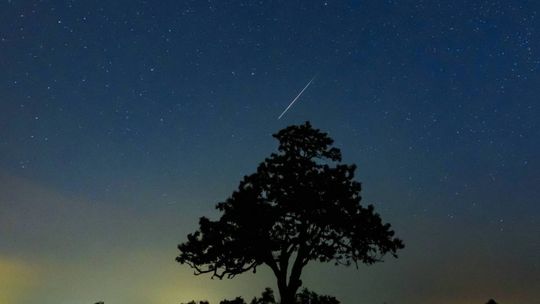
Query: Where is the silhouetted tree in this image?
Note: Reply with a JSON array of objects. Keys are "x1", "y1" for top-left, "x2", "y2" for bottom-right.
[
  {"x1": 250, "y1": 288, "x2": 276, "y2": 304},
  {"x1": 177, "y1": 122, "x2": 404, "y2": 304},
  {"x1": 296, "y1": 289, "x2": 339, "y2": 304},
  {"x1": 180, "y1": 287, "x2": 338, "y2": 304},
  {"x1": 486, "y1": 300, "x2": 498, "y2": 304},
  {"x1": 220, "y1": 297, "x2": 246, "y2": 304},
  {"x1": 250, "y1": 287, "x2": 338, "y2": 304}
]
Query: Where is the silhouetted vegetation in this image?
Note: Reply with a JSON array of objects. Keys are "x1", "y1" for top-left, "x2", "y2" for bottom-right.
[
  {"x1": 219, "y1": 297, "x2": 246, "y2": 304},
  {"x1": 179, "y1": 287, "x2": 339, "y2": 304},
  {"x1": 177, "y1": 122, "x2": 404, "y2": 304},
  {"x1": 295, "y1": 289, "x2": 339, "y2": 304},
  {"x1": 486, "y1": 300, "x2": 498, "y2": 304},
  {"x1": 250, "y1": 288, "x2": 276, "y2": 304}
]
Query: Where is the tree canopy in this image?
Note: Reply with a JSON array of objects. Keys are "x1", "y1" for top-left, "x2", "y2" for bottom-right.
[{"x1": 176, "y1": 122, "x2": 404, "y2": 304}]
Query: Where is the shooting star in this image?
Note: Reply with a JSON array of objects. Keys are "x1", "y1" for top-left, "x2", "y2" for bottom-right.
[{"x1": 277, "y1": 75, "x2": 317, "y2": 120}]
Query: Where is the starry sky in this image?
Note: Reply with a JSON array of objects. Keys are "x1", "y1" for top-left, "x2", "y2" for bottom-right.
[{"x1": 1, "y1": 1, "x2": 539, "y2": 304}]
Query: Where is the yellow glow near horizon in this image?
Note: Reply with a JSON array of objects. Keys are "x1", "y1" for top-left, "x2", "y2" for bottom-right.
[{"x1": 0, "y1": 257, "x2": 40, "y2": 303}]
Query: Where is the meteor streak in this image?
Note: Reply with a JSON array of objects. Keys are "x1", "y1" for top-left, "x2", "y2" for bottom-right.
[{"x1": 277, "y1": 75, "x2": 317, "y2": 120}]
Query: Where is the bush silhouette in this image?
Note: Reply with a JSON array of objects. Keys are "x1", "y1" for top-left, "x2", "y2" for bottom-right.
[
  {"x1": 250, "y1": 287, "x2": 276, "y2": 304},
  {"x1": 177, "y1": 122, "x2": 404, "y2": 304},
  {"x1": 295, "y1": 289, "x2": 339, "y2": 304},
  {"x1": 220, "y1": 297, "x2": 246, "y2": 304},
  {"x1": 180, "y1": 287, "x2": 339, "y2": 304}
]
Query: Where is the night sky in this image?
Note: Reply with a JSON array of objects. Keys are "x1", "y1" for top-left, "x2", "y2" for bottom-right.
[{"x1": 1, "y1": 1, "x2": 539, "y2": 304}]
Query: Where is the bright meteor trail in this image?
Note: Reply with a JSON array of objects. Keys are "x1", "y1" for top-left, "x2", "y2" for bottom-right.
[{"x1": 277, "y1": 75, "x2": 317, "y2": 120}]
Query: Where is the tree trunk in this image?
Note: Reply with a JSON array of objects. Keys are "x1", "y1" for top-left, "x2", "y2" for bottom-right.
[
  {"x1": 278, "y1": 287, "x2": 296, "y2": 304},
  {"x1": 277, "y1": 278, "x2": 301, "y2": 304},
  {"x1": 267, "y1": 249, "x2": 304, "y2": 304},
  {"x1": 280, "y1": 291, "x2": 296, "y2": 304}
]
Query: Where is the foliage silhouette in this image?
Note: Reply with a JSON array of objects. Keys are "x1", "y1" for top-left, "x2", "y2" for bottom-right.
[
  {"x1": 219, "y1": 297, "x2": 246, "y2": 304},
  {"x1": 179, "y1": 287, "x2": 339, "y2": 304},
  {"x1": 486, "y1": 300, "x2": 498, "y2": 304},
  {"x1": 249, "y1": 287, "x2": 276, "y2": 304},
  {"x1": 295, "y1": 289, "x2": 339, "y2": 304},
  {"x1": 176, "y1": 122, "x2": 404, "y2": 304},
  {"x1": 266, "y1": 287, "x2": 340, "y2": 304}
]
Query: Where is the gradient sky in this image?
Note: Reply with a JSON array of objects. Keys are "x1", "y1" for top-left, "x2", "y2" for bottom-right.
[{"x1": 1, "y1": 1, "x2": 539, "y2": 303}]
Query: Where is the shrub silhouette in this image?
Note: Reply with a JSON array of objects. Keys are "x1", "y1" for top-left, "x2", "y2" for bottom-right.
[
  {"x1": 220, "y1": 297, "x2": 246, "y2": 304},
  {"x1": 177, "y1": 122, "x2": 404, "y2": 304},
  {"x1": 250, "y1": 287, "x2": 276, "y2": 304},
  {"x1": 180, "y1": 287, "x2": 339, "y2": 304},
  {"x1": 295, "y1": 289, "x2": 339, "y2": 304}
]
